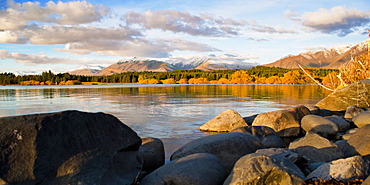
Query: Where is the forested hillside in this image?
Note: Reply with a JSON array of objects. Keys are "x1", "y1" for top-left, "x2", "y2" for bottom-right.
[{"x1": 0, "y1": 66, "x2": 338, "y2": 85}]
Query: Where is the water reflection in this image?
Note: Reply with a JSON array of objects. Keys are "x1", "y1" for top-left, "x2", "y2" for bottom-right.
[{"x1": 0, "y1": 84, "x2": 330, "y2": 160}]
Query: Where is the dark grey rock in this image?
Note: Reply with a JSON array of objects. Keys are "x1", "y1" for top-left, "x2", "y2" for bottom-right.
[
  {"x1": 170, "y1": 132, "x2": 263, "y2": 174},
  {"x1": 352, "y1": 111, "x2": 370, "y2": 128},
  {"x1": 305, "y1": 155, "x2": 369, "y2": 182},
  {"x1": 289, "y1": 132, "x2": 344, "y2": 163},
  {"x1": 231, "y1": 126, "x2": 285, "y2": 148},
  {"x1": 347, "y1": 124, "x2": 370, "y2": 160},
  {"x1": 252, "y1": 110, "x2": 301, "y2": 137},
  {"x1": 139, "y1": 137, "x2": 165, "y2": 173},
  {"x1": 335, "y1": 140, "x2": 359, "y2": 158},
  {"x1": 140, "y1": 153, "x2": 226, "y2": 185},
  {"x1": 224, "y1": 153, "x2": 304, "y2": 185},
  {"x1": 301, "y1": 115, "x2": 338, "y2": 138},
  {"x1": 0, "y1": 110, "x2": 142, "y2": 185},
  {"x1": 327, "y1": 115, "x2": 350, "y2": 132},
  {"x1": 306, "y1": 162, "x2": 326, "y2": 173},
  {"x1": 243, "y1": 114, "x2": 258, "y2": 125},
  {"x1": 287, "y1": 105, "x2": 311, "y2": 122},
  {"x1": 344, "y1": 105, "x2": 366, "y2": 119},
  {"x1": 255, "y1": 148, "x2": 299, "y2": 163},
  {"x1": 316, "y1": 79, "x2": 370, "y2": 111}
]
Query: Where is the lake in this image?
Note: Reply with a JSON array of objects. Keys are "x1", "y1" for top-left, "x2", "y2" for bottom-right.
[{"x1": 0, "y1": 84, "x2": 330, "y2": 160}]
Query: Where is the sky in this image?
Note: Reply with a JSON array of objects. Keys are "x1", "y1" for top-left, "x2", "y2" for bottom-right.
[{"x1": 0, "y1": 0, "x2": 369, "y2": 74}]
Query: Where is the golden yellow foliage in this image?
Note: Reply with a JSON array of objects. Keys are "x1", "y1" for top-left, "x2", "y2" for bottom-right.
[
  {"x1": 20, "y1": 80, "x2": 40, "y2": 85},
  {"x1": 177, "y1": 79, "x2": 188, "y2": 84},
  {"x1": 161, "y1": 78, "x2": 176, "y2": 84},
  {"x1": 139, "y1": 78, "x2": 161, "y2": 84},
  {"x1": 339, "y1": 54, "x2": 370, "y2": 85},
  {"x1": 230, "y1": 70, "x2": 253, "y2": 84},
  {"x1": 265, "y1": 76, "x2": 281, "y2": 84},
  {"x1": 64, "y1": 80, "x2": 82, "y2": 85},
  {"x1": 188, "y1": 78, "x2": 209, "y2": 84},
  {"x1": 217, "y1": 78, "x2": 230, "y2": 84}
]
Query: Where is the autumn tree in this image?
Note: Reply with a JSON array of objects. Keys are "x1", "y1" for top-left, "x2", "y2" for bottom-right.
[
  {"x1": 161, "y1": 78, "x2": 176, "y2": 84},
  {"x1": 230, "y1": 70, "x2": 253, "y2": 84}
]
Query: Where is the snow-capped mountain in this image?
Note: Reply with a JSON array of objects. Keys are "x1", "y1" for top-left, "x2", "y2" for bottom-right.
[
  {"x1": 67, "y1": 54, "x2": 258, "y2": 76},
  {"x1": 12, "y1": 71, "x2": 42, "y2": 76},
  {"x1": 68, "y1": 64, "x2": 108, "y2": 75},
  {"x1": 264, "y1": 41, "x2": 367, "y2": 69}
]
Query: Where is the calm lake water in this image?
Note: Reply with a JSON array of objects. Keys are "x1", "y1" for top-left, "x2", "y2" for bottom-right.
[{"x1": 0, "y1": 84, "x2": 330, "y2": 160}]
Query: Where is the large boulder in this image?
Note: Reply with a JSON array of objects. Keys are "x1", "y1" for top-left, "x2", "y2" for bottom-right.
[
  {"x1": 289, "y1": 132, "x2": 344, "y2": 163},
  {"x1": 0, "y1": 110, "x2": 142, "y2": 185},
  {"x1": 231, "y1": 126, "x2": 285, "y2": 148},
  {"x1": 347, "y1": 124, "x2": 370, "y2": 160},
  {"x1": 305, "y1": 155, "x2": 369, "y2": 182},
  {"x1": 335, "y1": 140, "x2": 359, "y2": 158},
  {"x1": 252, "y1": 110, "x2": 301, "y2": 137},
  {"x1": 140, "y1": 153, "x2": 225, "y2": 185},
  {"x1": 199, "y1": 109, "x2": 248, "y2": 132},
  {"x1": 224, "y1": 153, "x2": 304, "y2": 185},
  {"x1": 301, "y1": 115, "x2": 338, "y2": 138},
  {"x1": 139, "y1": 137, "x2": 165, "y2": 173},
  {"x1": 352, "y1": 111, "x2": 370, "y2": 128},
  {"x1": 287, "y1": 105, "x2": 311, "y2": 121},
  {"x1": 326, "y1": 115, "x2": 350, "y2": 133},
  {"x1": 255, "y1": 148, "x2": 308, "y2": 171},
  {"x1": 316, "y1": 79, "x2": 370, "y2": 111},
  {"x1": 170, "y1": 132, "x2": 263, "y2": 173}
]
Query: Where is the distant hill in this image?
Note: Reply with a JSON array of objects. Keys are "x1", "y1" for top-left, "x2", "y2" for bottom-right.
[
  {"x1": 69, "y1": 56, "x2": 257, "y2": 76},
  {"x1": 264, "y1": 41, "x2": 367, "y2": 69}
]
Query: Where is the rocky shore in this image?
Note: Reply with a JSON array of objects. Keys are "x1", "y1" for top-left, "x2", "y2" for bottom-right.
[{"x1": 1, "y1": 79, "x2": 370, "y2": 185}]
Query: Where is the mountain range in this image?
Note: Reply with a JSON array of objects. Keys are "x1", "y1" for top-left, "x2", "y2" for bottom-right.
[
  {"x1": 67, "y1": 40, "x2": 367, "y2": 76},
  {"x1": 264, "y1": 41, "x2": 367, "y2": 69},
  {"x1": 69, "y1": 55, "x2": 258, "y2": 76}
]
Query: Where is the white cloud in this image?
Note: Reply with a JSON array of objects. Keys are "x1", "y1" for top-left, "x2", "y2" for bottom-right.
[
  {"x1": 293, "y1": 6, "x2": 370, "y2": 37},
  {"x1": 0, "y1": 31, "x2": 26, "y2": 43},
  {"x1": 0, "y1": 0, "x2": 110, "y2": 30},
  {"x1": 124, "y1": 10, "x2": 242, "y2": 37},
  {"x1": 23, "y1": 25, "x2": 141, "y2": 45},
  {"x1": 124, "y1": 10, "x2": 295, "y2": 37},
  {"x1": 55, "y1": 38, "x2": 221, "y2": 58},
  {"x1": 0, "y1": 49, "x2": 117, "y2": 65}
]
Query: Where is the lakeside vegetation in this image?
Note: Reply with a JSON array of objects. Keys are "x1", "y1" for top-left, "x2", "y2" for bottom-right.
[{"x1": 0, "y1": 66, "x2": 339, "y2": 86}]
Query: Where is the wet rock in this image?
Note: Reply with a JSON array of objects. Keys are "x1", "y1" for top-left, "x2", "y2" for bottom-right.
[
  {"x1": 139, "y1": 137, "x2": 165, "y2": 173},
  {"x1": 231, "y1": 126, "x2": 285, "y2": 148},
  {"x1": 170, "y1": 132, "x2": 263, "y2": 174},
  {"x1": 224, "y1": 153, "x2": 304, "y2": 185},
  {"x1": 315, "y1": 79, "x2": 370, "y2": 111},
  {"x1": 252, "y1": 110, "x2": 301, "y2": 137},
  {"x1": 305, "y1": 155, "x2": 369, "y2": 182},
  {"x1": 199, "y1": 109, "x2": 248, "y2": 132},
  {"x1": 0, "y1": 110, "x2": 142, "y2": 185},
  {"x1": 327, "y1": 115, "x2": 350, "y2": 133},
  {"x1": 352, "y1": 111, "x2": 370, "y2": 128},
  {"x1": 347, "y1": 124, "x2": 370, "y2": 160},
  {"x1": 289, "y1": 132, "x2": 344, "y2": 163},
  {"x1": 140, "y1": 153, "x2": 225, "y2": 185},
  {"x1": 344, "y1": 105, "x2": 366, "y2": 119},
  {"x1": 301, "y1": 115, "x2": 338, "y2": 138}
]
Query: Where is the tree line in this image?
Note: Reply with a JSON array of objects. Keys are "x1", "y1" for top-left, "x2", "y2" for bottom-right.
[{"x1": 0, "y1": 66, "x2": 338, "y2": 85}]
